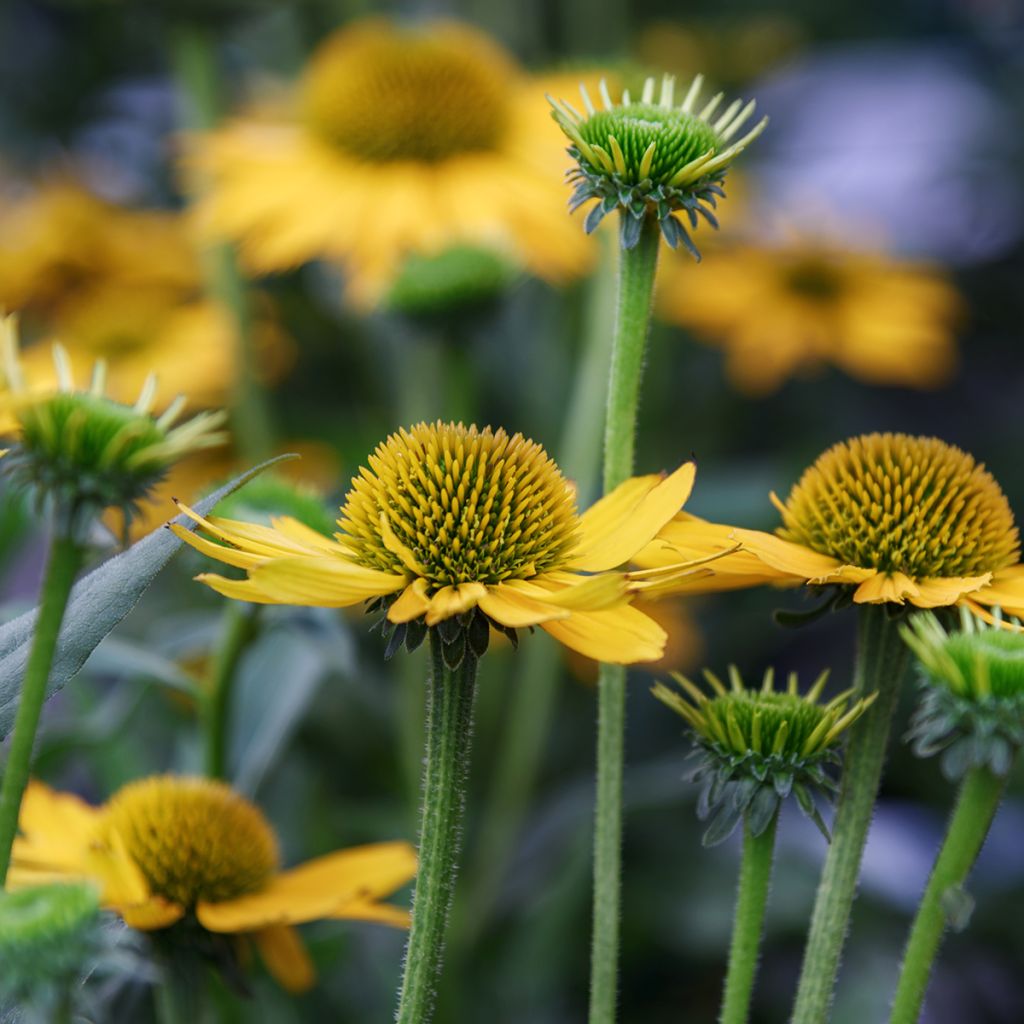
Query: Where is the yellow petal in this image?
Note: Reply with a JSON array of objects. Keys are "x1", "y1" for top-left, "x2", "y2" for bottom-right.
[
  {"x1": 169, "y1": 524, "x2": 269, "y2": 570},
  {"x1": 570, "y1": 463, "x2": 697, "y2": 572},
  {"x1": 193, "y1": 573, "x2": 289, "y2": 604},
  {"x1": 197, "y1": 841, "x2": 417, "y2": 932},
  {"x1": 246, "y1": 557, "x2": 406, "y2": 607},
  {"x1": 270, "y1": 516, "x2": 343, "y2": 552},
  {"x1": 851, "y1": 571, "x2": 917, "y2": 604},
  {"x1": 964, "y1": 569, "x2": 1024, "y2": 616},
  {"x1": 507, "y1": 572, "x2": 629, "y2": 611},
  {"x1": 120, "y1": 897, "x2": 185, "y2": 930},
  {"x1": 909, "y1": 574, "x2": 993, "y2": 609},
  {"x1": 388, "y1": 578, "x2": 431, "y2": 623},
  {"x1": 253, "y1": 924, "x2": 316, "y2": 993},
  {"x1": 540, "y1": 605, "x2": 666, "y2": 663},
  {"x1": 476, "y1": 585, "x2": 571, "y2": 628},
  {"x1": 330, "y1": 900, "x2": 411, "y2": 928},
  {"x1": 731, "y1": 529, "x2": 845, "y2": 581},
  {"x1": 424, "y1": 583, "x2": 487, "y2": 626}
]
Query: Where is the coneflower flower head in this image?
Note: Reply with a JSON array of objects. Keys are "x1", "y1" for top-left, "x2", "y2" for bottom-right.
[
  {"x1": 550, "y1": 73, "x2": 767, "y2": 254},
  {"x1": 653, "y1": 665, "x2": 875, "y2": 845},
  {"x1": 902, "y1": 608, "x2": 1024, "y2": 779}
]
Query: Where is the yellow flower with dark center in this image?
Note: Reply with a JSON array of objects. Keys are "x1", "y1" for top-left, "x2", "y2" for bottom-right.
[
  {"x1": 173, "y1": 421, "x2": 709, "y2": 663},
  {"x1": 636, "y1": 432, "x2": 1024, "y2": 618},
  {"x1": 6, "y1": 777, "x2": 417, "y2": 993},
  {"x1": 656, "y1": 235, "x2": 961, "y2": 394},
  {"x1": 190, "y1": 19, "x2": 597, "y2": 307}
]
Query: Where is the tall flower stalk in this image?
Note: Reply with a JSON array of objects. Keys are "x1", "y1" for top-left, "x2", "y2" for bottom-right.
[{"x1": 551, "y1": 73, "x2": 766, "y2": 1022}]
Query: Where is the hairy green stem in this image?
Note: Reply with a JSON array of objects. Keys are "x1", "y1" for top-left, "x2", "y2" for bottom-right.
[
  {"x1": 790, "y1": 604, "x2": 910, "y2": 1024},
  {"x1": 202, "y1": 603, "x2": 258, "y2": 779},
  {"x1": 589, "y1": 212, "x2": 661, "y2": 1024},
  {"x1": 889, "y1": 766, "x2": 1006, "y2": 1024},
  {"x1": 0, "y1": 537, "x2": 84, "y2": 884},
  {"x1": 721, "y1": 813, "x2": 778, "y2": 1024},
  {"x1": 395, "y1": 634, "x2": 479, "y2": 1024},
  {"x1": 169, "y1": 22, "x2": 274, "y2": 460}
]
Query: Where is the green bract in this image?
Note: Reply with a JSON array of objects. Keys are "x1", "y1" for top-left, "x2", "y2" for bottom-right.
[
  {"x1": 902, "y1": 608, "x2": 1024, "y2": 779},
  {"x1": 653, "y1": 666, "x2": 875, "y2": 845},
  {"x1": 550, "y1": 73, "x2": 767, "y2": 254}
]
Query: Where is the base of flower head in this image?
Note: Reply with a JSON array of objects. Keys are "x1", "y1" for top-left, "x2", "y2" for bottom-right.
[
  {"x1": 149, "y1": 913, "x2": 254, "y2": 999},
  {"x1": 367, "y1": 594, "x2": 518, "y2": 669},
  {"x1": 567, "y1": 157, "x2": 725, "y2": 256}
]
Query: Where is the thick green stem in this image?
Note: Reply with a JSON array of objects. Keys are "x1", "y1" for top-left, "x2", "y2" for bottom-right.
[
  {"x1": 589, "y1": 212, "x2": 661, "y2": 1024},
  {"x1": 790, "y1": 604, "x2": 911, "y2": 1024},
  {"x1": 202, "y1": 603, "x2": 258, "y2": 780},
  {"x1": 889, "y1": 766, "x2": 1007, "y2": 1024},
  {"x1": 0, "y1": 537, "x2": 85, "y2": 884},
  {"x1": 720, "y1": 813, "x2": 779, "y2": 1024},
  {"x1": 169, "y1": 22, "x2": 274, "y2": 460},
  {"x1": 395, "y1": 634, "x2": 479, "y2": 1024}
]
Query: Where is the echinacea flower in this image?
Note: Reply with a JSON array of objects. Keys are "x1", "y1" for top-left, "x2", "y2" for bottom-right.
[
  {"x1": 550, "y1": 72, "x2": 767, "y2": 253},
  {"x1": 636, "y1": 432, "x2": 1024, "y2": 621},
  {"x1": 190, "y1": 19, "x2": 596, "y2": 308},
  {"x1": 653, "y1": 665, "x2": 874, "y2": 844},
  {"x1": 173, "y1": 421, "x2": 707, "y2": 664},
  {"x1": 7, "y1": 776, "x2": 417, "y2": 993},
  {"x1": 656, "y1": 231, "x2": 961, "y2": 395}
]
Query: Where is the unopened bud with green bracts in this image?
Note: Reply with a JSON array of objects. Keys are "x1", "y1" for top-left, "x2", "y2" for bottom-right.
[
  {"x1": 549, "y1": 73, "x2": 767, "y2": 255},
  {"x1": 653, "y1": 665, "x2": 875, "y2": 846},
  {"x1": 902, "y1": 607, "x2": 1024, "y2": 780},
  {"x1": 0, "y1": 315, "x2": 227, "y2": 539}
]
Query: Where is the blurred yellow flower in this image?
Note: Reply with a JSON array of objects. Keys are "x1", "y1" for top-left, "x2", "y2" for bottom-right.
[
  {"x1": 173, "y1": 421, "x2": 710, "y2": 664},
  {"x1": 637, "y1": 433, "x2": 1024, "y2": 622},
  {"x1": 656, "y1": 234, "x2": 961, "y2": 394},
  {"x1": 8, "y1": 776, "x2": 417, "y2": 993},
  {"x1": 0, "y1": 180, "x2": 291, "y2": 408},
  {"x1": 190, "y1": 20, "x2": 597, "y2": 308}
]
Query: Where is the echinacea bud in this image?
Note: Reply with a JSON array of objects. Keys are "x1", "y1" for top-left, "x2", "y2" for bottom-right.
[
  {"x1": 902, "y1": 608, "x2": 1024, "y2": 779},
  {"x1": 550, "y1": 73, "x2": 766, "y2": 254},
  {"x1": 653, "y1": 665, "x2": 874, "y2": 845}
]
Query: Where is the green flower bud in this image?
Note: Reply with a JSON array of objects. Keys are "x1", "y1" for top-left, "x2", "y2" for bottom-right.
[
  {"x1": 653, "y1": 665, "x2": 874, "y2": 845},
  {"x1": 550, "y1": 73, "x2": 767, "y2": 255},
  {"x1": 0, "y1": 882, "x2": 102, "y2": 1013},
  {"x1": 1, "y1": 317, "x2": 227, "y2": 538},
  {"x1": 901, "y1": 608, "x2": 1024, "y2": 780}
]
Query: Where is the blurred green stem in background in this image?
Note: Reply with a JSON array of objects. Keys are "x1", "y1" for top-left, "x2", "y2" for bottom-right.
[
  {"x1": 790, "y1": 604, "x2": 910, "y2": 1024},
  {"x1": 169, "y1": 22, "x2": 275, "y2": 461},
  {"x1": 0, "y1": 536, "x2": 85, "y2": 884},
  {"x1": 202, "y1": 603, "x2": 259, "y2": 780},
  {"x1": 591, "y1": 212, "x2": 661, "y2": 1024},
  {"x1": 888, "y1": 764, "x2": 1007, "y2": 1024},
  {"x1": 720, "y1": 813, "x2": 778, "y2": 1024},
  {"x1": 396, "y1": 632, "x2": 480, "y2": 1024},
  {"x1": 454, "y1": 232, "x2": 617, "y2": 948}
]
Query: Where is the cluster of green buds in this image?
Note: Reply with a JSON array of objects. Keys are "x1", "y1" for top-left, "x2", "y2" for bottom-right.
[
  {"x1": 901, "y1": 608, "x2": 1024, "y2": 780},
  {"x1": 549, "y1": 74, "x2": 767, "y2": 255},
  {"x1": 0, "y1": 882, "x2": 103, "y2": 1019},
  {"x1": 0, "y1": 316, "x2": 227, "y2": 539},
  {"x1": 653, "y1": 666, "x2": 875, "y2": 845}
]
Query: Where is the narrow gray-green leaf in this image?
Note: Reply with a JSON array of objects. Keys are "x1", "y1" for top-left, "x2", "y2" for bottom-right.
[{"x1": 0, "y1": 455, "x2": 293, "y2": 739}]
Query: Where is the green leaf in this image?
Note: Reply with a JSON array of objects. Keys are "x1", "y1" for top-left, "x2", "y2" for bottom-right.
[{"x1": 0, "y1": 456, "x2": 293, "y2": 740}]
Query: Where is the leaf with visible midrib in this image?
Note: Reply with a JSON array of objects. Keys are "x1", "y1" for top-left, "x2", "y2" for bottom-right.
[{"x1": 0, "y1": 455, "x2": 293, "y2": 739}]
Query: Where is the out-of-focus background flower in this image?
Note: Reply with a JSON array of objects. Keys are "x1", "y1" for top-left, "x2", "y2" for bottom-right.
[{"x1": 0, "y1": 0, "x2": 1022, "y2": 1021}]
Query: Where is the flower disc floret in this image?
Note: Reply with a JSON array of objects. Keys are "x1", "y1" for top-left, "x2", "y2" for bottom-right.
[
  {"x1": 301, "y1": 21, "x2": 512, "y2": 163},
  {"x1": 99, "y1": 776, "x2": 279, "y2": 909},
  {"x1": 550, "y1": 73, "x2": 767, "y2": 253},
  {"x1": 777, "y1": 433, "x2": 1019, "y2": 579},
  {"x1": 902, "y1": 609, "x2": 1024, "y2": 779},
  {"x1": 653, "y1": 665, "x2": 874, "y2": 844},
  {"x1": 340, "y1": 422, "x2": 580, "y2": 588}
]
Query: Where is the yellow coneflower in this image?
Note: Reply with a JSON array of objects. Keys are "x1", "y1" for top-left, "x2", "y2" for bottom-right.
[
  {"x1": 7, "y1": 777, "x2": 417, "y2": 993},
  {"x1": 190, "y1": 19, "x2": 597, "y2": 308},
  {"x1": 656, "y1": 233, "x2": 962, "y2": 394},
  {"x1": 172, "y1": 420, "x2": 708, "y2": 664},
  {"x1": 637, "y1": 432, "x2": 1024, "y2": 620}
]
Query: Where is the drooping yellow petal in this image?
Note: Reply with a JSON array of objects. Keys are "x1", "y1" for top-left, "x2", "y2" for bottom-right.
[
  {"x1": 253, "y1": 924, "x2": 316, "y2": 994},
  {"x1": 851, "y1": 571, "x2": 918, "y2": 604},
  {"x1": 965, "y1": 570, "x2": 1024, "y2": 616},
  {"x1": 909, "y1": 574, "x2": 993, "y2": 609},
  {"x1": 540, "y1": 604, "x2": 666, "y2": 663},
  {"x1": 192, "y1": 573, "x2": 290, "y2": 604},
  {"x1": 476, "y1": 584, "x2": 571, "y2": 628},
  {"x1": 388, "y1": 578, "x2": 432, "y2": 623},
  {"x1": 197, "y1": 841, "x2": 416, "y2": 932},
  {"x1": 270, "y1": 515, "x2": 344, "y2": 552},
  {"x1": 731, "y1": 528, "x2": 845, "y2": 581},
  {"x1": 507, "y1": 572, "x2": 629, "y2": 611},
  {"x1": 424, "y1": 583, "x2": 488, "y2": 626},
  {"x1": 169, "y1": 524, "x2": 270, "y2": 570},
  {"x1": 570, "y1": 463, "x2": 696, "y2": 572},
  {"x1": 330, "y1": 900, "x2": 411, "y2": 928},
  {"x1": 120, "y1": 897, "x2": 185, "y2": 930},
  {"x1": 245, "y1": 556, "x2": 406, "y2": 607}
]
